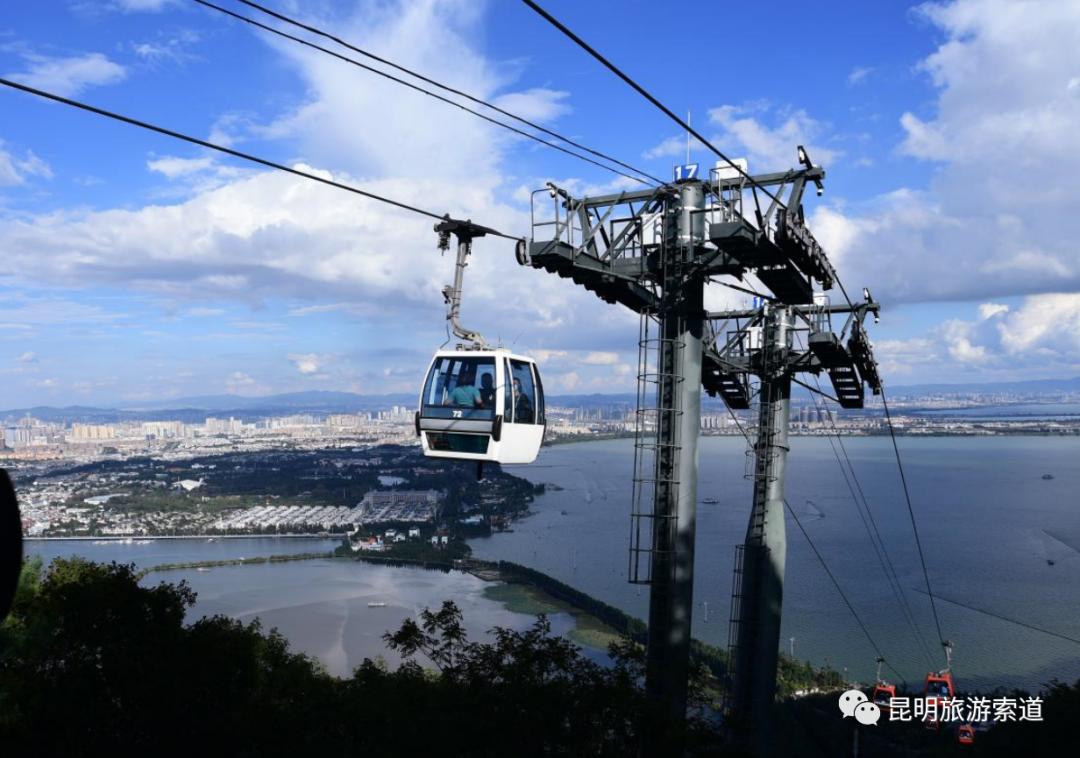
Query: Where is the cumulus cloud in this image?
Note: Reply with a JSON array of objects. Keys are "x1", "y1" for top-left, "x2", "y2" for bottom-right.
[
  {"x1": 707, "y1": 103, "x2": 839, "y2": 172},
  {"x1": 288, "y1": 353, "x2": 322, "y2": 375},
  {"x1": 876, "y1": 294, "x2": 1080, "y2": 380},
  {"x1": 815, "y1": 0, "x2": 1080, "y2": 304},
  {"x1": 255, "y1": 0, "x2": 569, "y2": 182},
  {"x1": 0, "y1": 0, "x2": 646, "y2": 402},
  {"x1": 0, "y1": 161, "x2": 576, "y2": 332},
  {"x1": 978, "y1": 303, "x2": 1009, "y2": 320},
  {"x1": 640, "y1": 102, "x2": 838, "y2": 172},
  {"x1": 0, "y1": 142, "x2": 53, "y2": 186},
  {"x1": 8, "y1": 51, "x2": 126, "y2": 96}
]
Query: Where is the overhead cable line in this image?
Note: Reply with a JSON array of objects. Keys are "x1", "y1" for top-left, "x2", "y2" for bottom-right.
[
  {"x1": 786, "y1": 498, "x2": 907, "y2": 685},
  {"x1": 192, "y1": 0, "x2": 660, "y2": 187},
  {"x1": 910, "y1": 588, "x2": 1080, "y2": 647},
  {"x1": 805, "y1": 371, "x2": 937, "y2": 669},
  {"x1": 232, "y1": 0, "x2": 666, "y2": 186},
  {"x1": 520, "y1": 0, "x2": 784, "y2": 207},
  {"x1": 881, "y1": 388, "x2": 947, "y2": 651},
  {"x1": 722, "y1": 405, "x2": 906, "y2": 684},
  {"x1": 519, "y1": 0, "x2": 866, "y2": 314},
  {"x1": 0, "y1": 77, "x2": 520, "y2": 240}
]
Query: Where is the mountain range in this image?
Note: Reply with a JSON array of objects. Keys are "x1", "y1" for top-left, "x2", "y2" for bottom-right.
[{"x1": 2, "y1": 377, "x2": 1077, "y2": 423}]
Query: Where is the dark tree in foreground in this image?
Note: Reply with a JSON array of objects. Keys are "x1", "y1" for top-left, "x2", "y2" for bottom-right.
[
  {"x1": 0, "y1": 558, "x2": 722, "y2": 757},
  {"x1": 8, "y1": 557, "x2": 1074, "y2": 757}
]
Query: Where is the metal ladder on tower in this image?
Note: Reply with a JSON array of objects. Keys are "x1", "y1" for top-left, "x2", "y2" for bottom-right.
[
  {"x1": 628, "y1": 305, "x2": 685, "y2": 584},
  {"x1": 725, "y1": 322, "x2": 779, "y2": 706}
]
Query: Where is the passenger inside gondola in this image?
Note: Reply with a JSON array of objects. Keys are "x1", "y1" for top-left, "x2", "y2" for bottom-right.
[
  {"x1": 479, "y1": 373, "x2": 495, "y2": 408},
  {"x1": 512, "y1": 377, "x2": 533, "y2": 423},
  {"x1": 510, "y1": 361, "x2": 537, "y2": 424},
  {"x1": 448, "y1": 367, "x2": 481, "y2": 407}
]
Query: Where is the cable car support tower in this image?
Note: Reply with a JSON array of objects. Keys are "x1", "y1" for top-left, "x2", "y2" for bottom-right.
[{"x1": 525, "y1": 149, "x2": 882, "y2": 750}]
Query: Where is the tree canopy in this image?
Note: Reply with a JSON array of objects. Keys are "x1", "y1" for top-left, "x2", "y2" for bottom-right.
[{"x1": 0, "y1": 557, "x2": 720, "y2": 756}]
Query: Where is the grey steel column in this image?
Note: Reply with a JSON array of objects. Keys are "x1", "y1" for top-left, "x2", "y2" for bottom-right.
[
  {"x1": 732, "y1": 305, "x2": 792, "y2": 752},
  {"x1": 644, "y1": 183, "x2": 705, "y2": 736}
]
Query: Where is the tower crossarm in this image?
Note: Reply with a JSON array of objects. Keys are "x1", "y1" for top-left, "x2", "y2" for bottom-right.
[
  {"x1": 521, "y1": 152, "x2": 869, "y2": 409},
  {"x1": 704, "y1": 298, "x2": 882, "y2": 409}
]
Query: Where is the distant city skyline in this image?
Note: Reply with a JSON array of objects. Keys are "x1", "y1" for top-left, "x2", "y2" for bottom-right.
[{"x1": 1, "y1": 0, "x2": 1078, "y2": 407}]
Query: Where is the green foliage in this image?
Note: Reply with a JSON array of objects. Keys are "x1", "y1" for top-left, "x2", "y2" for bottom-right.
[{"x1": 0, "y1": 558, "x2": 724, "y2": 756}]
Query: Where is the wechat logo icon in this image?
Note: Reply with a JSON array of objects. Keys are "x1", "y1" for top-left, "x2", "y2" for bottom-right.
[
  {"x1": 839, "y1": 689, "x2": 867, "y2": 718},
  {"x1": 838, "y1": 690, "x2": 880, "y2": 725}
]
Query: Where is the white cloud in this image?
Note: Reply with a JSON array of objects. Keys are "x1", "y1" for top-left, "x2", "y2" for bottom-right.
[
  {"x1": 874, "y1": 336, "x2": 940, "y2": 376},
  {"x1": 530, "y1": 349, "x2": 569, "y2": 363},
  {"x1": 132, "y1": 29, "x2": 200, "y2": 65},
  {"x1": 110, "y1": 0, "x2": 176, "y2": 11},
  {"x1": 145, "y1": 154, "x2": 245, "y2": 195},
  {"x1": 942, "y1": 319, "x2": 989, "y2": 364},
  {"x1": 582, "y1": 351, "x2": 619, "y2": 365},
  {"x1": 288, "y1": 353, "x2": 322, "y2": 375},
  {"x1": 978, "y1": 303, "x2": 1009, "y2": 320},
  {"x1": 847, "y1": 66, "x2": 873, "y2": 85},
  {"x1": 641, "y1": 103, "x2": 838, "y2": 172},
  {"x1": 642, "y1": 135, "x2": 703, "y2": 161},
  {"x1": 878, "y1": 294, "x2": 1080, "y2": 380},
  {"x1": 0, "y1": 1, "x2": 673, "y2": 399},
  {"x1": 225, "y1": 370, "x2": 267, "y2": 395},
  {"x1": 17, "y1": 351, "x2": 36, "y2": 363},
  {"x1": 997, "y1": 293, "x2": 1080, "y2": 357},
  {"x1": 0, "y1": 2, "x2": 630, "y2": 379},
  {"x1": 490, "y1": 88, "x2": 571, "y2": 123},
  {"x1": 0, "y1": 142, "x2": 52, "y2": 186},
  {"x1": 818, "y1": 0, "x2": 1080, "y2": 305},
  {"x1": 288, "y1": 303, "x2": 371, "y2": 317},
  {"x1": 8, "y1": 52, "x2": 126, "y2": 96},
  {"x1": 146, "y1": 156, "x2": 217, "y2": 178},
  {"x1": 557, "y1": 371, "x2": 580, "y2": 391},
  {"x1": 254, "y1": 0, "x2": 568, "y2": 182},
  {"x1": 707, "y1": 103, "x2": 839, "y2": 172}
]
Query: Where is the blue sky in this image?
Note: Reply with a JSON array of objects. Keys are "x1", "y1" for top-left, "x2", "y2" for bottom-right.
[{"x1": 1, "y1": 0, "x2": 1078, "y2": 407}]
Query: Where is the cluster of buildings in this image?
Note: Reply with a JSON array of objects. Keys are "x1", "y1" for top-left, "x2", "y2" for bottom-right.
[
  {"x1": 351, "y1": 525, "x2": 426, "y2": 552},
  {"x1": 216, "y1": 504, "x2": 367, "y2": 532},
  {"x1": 20, "y1": 482, "x2": 447, "y2": 538},
  {"x1": 0, "y1": 412, "x2": 416, "y2": 462},
  {"x1": 213, "y1": 490, "x2": 444, "y2": 533},
  {"x1": 357, "y1": 489, "x2": 442, "y2": 523}
]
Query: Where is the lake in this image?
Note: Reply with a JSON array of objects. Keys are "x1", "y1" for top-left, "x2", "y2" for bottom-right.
[
  {"x1": 475, "y1": 436, "x2": 1080, "y2": 693},
  {"x1": 23, "y1": 536, "x2": 580, "y2": 677},
  {"x1": 24, "y1": 435, "x2": 1080, "y2": 693}
]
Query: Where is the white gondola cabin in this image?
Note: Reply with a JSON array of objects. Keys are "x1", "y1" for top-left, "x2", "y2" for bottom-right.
[{"x1": 416, "y1": 348, "x2": 545, "y2": 464}]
